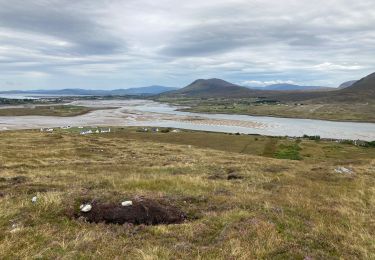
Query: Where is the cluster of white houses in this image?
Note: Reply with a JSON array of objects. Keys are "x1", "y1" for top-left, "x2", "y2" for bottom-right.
[
  {"x1": 138, "y1": 127, "x2": 181, "y2": 133},
  {"x1": 80, "y1": 128, "x2": 111, "y2": 135},
  {"x1": 138, "y1": 127, "x2": 159, "y2": 132},
  {"x1": 40, "y1": 126, "x2": 111, "y2": 135}
]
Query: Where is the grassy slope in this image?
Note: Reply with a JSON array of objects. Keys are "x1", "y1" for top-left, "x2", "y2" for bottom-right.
[
  {"x1": 0, "y1": 105, "x2": 95, "y2": 117},
  {"x1": 0, "y1": 129, "x2": 374, "y2": 259}
]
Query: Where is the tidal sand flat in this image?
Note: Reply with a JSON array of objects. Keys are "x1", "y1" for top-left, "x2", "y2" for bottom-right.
[{"x1": 1, "y1": 100, "x2": 375, "y2": 141}]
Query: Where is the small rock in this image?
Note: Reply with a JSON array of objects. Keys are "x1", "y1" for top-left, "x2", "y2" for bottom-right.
[
  {"x1": 10, "y1": 223, "x2": 22, "y2": 233},
  {"x1": 31, "y1": 196, "x2": 37, "y2": 203},
  {"x1": 334, "y1": 167, "x2": 353, "y2": 174},
  {"x1": 10, "y1": 227, "x2": 22, "y2": 233},
  {"x1": 121, "y1": 200, "x2": 133, "y2": 207},
  {"x1": 80, "y1": 204, "x2": 92, "y2": 212}
]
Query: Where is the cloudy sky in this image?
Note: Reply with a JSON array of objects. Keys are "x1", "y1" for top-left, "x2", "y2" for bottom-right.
[{"x1": 0, "y1": 0, "x2": 374, "y2": 90}]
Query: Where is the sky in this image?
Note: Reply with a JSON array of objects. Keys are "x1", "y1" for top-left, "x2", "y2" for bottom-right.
[{"x1": 0, "y1": 0, "x2": 374, "y2": 90}]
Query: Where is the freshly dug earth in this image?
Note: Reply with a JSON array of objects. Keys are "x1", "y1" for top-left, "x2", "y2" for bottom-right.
[{"x1": 74, "y1": 199, "x2": 186, "y2": 225}]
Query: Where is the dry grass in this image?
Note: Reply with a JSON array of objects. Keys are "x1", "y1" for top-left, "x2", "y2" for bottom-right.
[{"x1": 0, "y1": 128, "x2": 374, "y2": 259}]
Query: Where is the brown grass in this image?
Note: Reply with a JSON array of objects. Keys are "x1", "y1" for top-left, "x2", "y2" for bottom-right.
[{"x1": 0, "y1": 128, "x2": 374, "y2": 259}]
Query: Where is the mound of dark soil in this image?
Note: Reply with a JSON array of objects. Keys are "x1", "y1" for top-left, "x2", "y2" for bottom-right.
[
  {"x1": 74, "y1": 199, "x2": 186, "y2": 225},
  {"x1": 10, "y1": 176, "x2": 29, "y2": 184},
  {"x1": 227, "y1": 173, "x2": 243, "y2": 180}
]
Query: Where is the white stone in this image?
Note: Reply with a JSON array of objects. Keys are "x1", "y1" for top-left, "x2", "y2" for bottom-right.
[
  {"x1": 80, "y1": 204, "x2": 92, "y2": 212},
  {"x1": 31, "y1": 196, "x2": 37, "y2": 203},
  {"x1": 335, "y1": 167, "x2": 353, "y2": 174},
  {"x1": 121, "y1": 200, "x2": 133, "y2": 207}
]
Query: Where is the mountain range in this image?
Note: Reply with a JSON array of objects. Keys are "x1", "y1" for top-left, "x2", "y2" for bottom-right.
[
  {"x1": 1, "y1": 73, "x2": 373, "y2": 103},
  {"x1": 0, "y1": 86, "x2": 178, "y2": 96},
  {"x1": 163, "y1": 79, "x2": 332, "y2": 98},
  {"x1": 163, "y1": 72, "x2": 374, "y2": 102}
]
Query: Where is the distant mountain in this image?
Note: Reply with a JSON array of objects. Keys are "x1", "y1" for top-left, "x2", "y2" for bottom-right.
[
  {"x1": 338, "y1": 80, "x2": 358, "y2": 89},
  {"x1": 112, "y1": 86, "x2": 177, "y2": 95},
  {"x1": 165, "y1": 78, "x2": 255, "y2": 97},
  {"x1": 0, "y1": 86, "x2": 176, "y2": 96},
  {"x1": 251, "y1": 83, "x2": 331, "y2": 91}
]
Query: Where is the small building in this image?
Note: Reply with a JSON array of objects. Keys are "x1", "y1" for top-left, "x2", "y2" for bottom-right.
[
  {"x1": 100, "y1": 128, "x2": 111, "y2": 133},
  {"x1": 40, "y1": 128, "x2": 54, "y2": 132}
]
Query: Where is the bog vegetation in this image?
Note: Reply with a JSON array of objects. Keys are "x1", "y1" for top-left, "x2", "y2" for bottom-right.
[{"x1": 0, "y1": 128, "x2": 374, "y2": 259}]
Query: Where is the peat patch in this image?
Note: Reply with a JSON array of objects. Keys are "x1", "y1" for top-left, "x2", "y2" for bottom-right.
[{"x1": 72, "y1": 198, "x2": 186, "y2": 225}]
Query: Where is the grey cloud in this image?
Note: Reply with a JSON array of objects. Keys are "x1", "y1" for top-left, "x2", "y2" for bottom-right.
[
  {"x1": 159, "y1": 20, "x2": 331, "y2": 57},
  {"x1": 0, "y1": 0, "x2": 375, "y2": 89},
  {"x1": 0, "y1": 1, "x2": 124, "y2": 55}
]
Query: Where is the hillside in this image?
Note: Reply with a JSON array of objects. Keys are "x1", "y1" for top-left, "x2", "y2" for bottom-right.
[
  {"x1": 315, "y1": 72, "x2": 375, "y2": 103},
  {"x1": 342, "y1": 73, "x2": 375, "y2": 93},
  {"x1": 167, "y1": 78, "x2": 257, "y2": 97}
]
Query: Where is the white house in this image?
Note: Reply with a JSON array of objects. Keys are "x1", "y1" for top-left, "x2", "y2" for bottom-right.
[
  {"x1": 40, "y1": 128, "x2": 54, "y2": 132},
  {"x1": 100, "y1": 128, "x2": 111, "y2": 133}
]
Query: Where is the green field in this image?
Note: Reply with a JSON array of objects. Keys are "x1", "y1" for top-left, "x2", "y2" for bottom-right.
[
  {"x1": 0, "y1": 105, "x2": 96, "y2": 117},
  {"x1": 0, "y1": 128, "x2": 374, "y2": 259}
]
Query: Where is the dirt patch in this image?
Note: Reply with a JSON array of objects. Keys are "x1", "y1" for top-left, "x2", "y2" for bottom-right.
[
  {"x1": 227, "y1": 173, "x2": 244, "y2": 180},
  {"x1": 9, "y1": 176, "x2": 29, "y2": 184},
  {"x1": 0, "y1": 176, "x2": 29, "y2": 185},
  {"x1": 207, "y1": 173, "x2": 225, "y2": 180},
  {"x1": 264, "y1": 165, "x2": 289, "y2": 173},
  {"x1": 72, "y1": 198, "x2": 186, "y2": 225},
  {"x1": 208, "y1": 172, "x2": 244, "y2": 180}
]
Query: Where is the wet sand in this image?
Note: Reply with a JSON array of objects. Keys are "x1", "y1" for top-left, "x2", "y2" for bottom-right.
[{"x1": 178, "y1": 118, "x2": 266, "y2": 128}]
